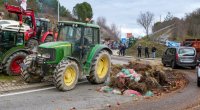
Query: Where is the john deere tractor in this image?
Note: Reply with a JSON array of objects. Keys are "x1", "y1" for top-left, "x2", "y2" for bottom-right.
[
  {"x1": 21, "y1": 21, "x2": 112, "y2": 91},
  {"x1": 0, "y1": 20, "x2": 31, "y2": 75}
]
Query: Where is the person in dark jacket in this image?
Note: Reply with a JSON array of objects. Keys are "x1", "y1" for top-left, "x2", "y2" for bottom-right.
[
  {"x1": 121, "y1": 44, "x2": 126, "y2": 56},
  {"x1": 137, "y1": 44, "x2": 142, "y2": 58},
  {"x1": 145, "y1": 45, "x2": 149, "y2": 58},
  {"x1": 118, "y1": 44, "x2": 122, "y2": 56},
  {"x1": 151, "y1": 46, "x2": 157, "y2": 58}
]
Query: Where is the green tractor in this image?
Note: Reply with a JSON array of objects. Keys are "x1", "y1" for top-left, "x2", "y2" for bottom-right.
[
  {"x1": 21, "y1": 21, "x2": 112, "y2": 91},
  {"x1": 0, "y1": 20, "x2": 31, "y2": 75}
]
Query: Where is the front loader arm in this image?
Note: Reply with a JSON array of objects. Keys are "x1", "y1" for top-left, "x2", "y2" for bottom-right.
[{"x1": 4, "y1": 3, "x2": 37, "y2": 36}]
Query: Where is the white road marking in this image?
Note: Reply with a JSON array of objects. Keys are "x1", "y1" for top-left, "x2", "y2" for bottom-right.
[
  {"x1": 0, "y1": 87, "x2": 55, "y2": 98},
  {"x1": 0, "y1": 80, "x2": 88, "y2": 98}
]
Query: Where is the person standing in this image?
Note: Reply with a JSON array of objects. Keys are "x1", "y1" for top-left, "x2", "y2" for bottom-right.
[
  {"x1": 137, "y1": 44, "x2": 142, "y2": 58},
  {"x1": 118, "y1": 43, "x2": 122, "y2": 56},
  {"x1": 145, "y1": 46, "x2": 149, "y2": 58},
  {"x1": 151, "y1": 46, "x2": 157, "y2": 58},
  {"x1": 121, "y1": 44, "x2": 126, "y2": 56}
]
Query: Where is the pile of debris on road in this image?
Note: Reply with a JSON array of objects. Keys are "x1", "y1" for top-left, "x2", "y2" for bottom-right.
[{"x1": 98, "y1": 60, "x2": 187, "y2": 97}]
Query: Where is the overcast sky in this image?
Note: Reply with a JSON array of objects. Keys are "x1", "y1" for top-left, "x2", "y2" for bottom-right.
[{"x1": 59, "y1": 0, "x2": 200, "y2": 38}]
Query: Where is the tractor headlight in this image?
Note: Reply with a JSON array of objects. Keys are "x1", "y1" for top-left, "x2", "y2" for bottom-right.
[{"x1": 42, "y1": 53, "x2": 51, "y2": 59}]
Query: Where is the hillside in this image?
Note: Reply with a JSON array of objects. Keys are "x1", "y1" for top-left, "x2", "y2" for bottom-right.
[{"x1": 152, "y1": 8, "x2": 200, "y2": 41}]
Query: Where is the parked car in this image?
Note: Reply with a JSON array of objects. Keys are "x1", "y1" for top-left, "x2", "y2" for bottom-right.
[
  {"x1": 197, "y1": 62, "x2": 200, "y2": 87},
  {"x1": 162, "y1": 47, "x2": 197, "y2": 69}
]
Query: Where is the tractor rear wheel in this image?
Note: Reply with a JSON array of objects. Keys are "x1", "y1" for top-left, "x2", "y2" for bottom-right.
[
  {"x1": 44, "y1": 35, "x2": 54, "y2": 42},
  {"x1": 21, "y1": 55, "x2": 43, "y2": 83},
  {"x1": 87, "y1": 50, "x2": 111, "y2": 84},
  {"x1": 4, "y1": 52, "x2": 27, "y2": 75},
  {"x1": 54, "y1": 60, "x2": 79, "y2": 91}
]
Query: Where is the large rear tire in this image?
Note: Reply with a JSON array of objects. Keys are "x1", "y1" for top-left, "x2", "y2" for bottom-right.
[
  {"x1": 21, "y1": 55, "x2": 43, "y2": 83},
  {"x1": 54, "y1": 60, "x2": 79, "y2": 91},
  {"x1": 87, "y1": 50, "x2": 111, "y2": 84},
  {"x1": 3, "y1": 52, "x2": 27, "y2": 75},
  {"x1": 44, "y1": 35, "x2": 54, "y2": 43}
]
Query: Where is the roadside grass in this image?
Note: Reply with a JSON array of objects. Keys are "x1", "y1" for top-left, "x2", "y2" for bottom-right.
[
  {"x1": 126, "y1": 37, "x2": 167, "y2": 58},
  {"x1": 0, "y1": 74, "x2": 16, "y2": 82}
]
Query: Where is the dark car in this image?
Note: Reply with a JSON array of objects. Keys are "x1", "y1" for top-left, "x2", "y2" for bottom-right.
[
  {"x1": 162, "y1": 47, "x2": 197, "y2": 69},
  {"x1": 197, "y1": 62, "x2": 200, "y2": 87}
]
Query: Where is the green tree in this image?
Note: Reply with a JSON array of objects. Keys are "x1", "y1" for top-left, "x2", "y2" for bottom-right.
[
  {"x1": 73, "y1": 2, "x2": 93, "y2": 22},
  {"x1": 60, "y1": 6, "x2": 71, "y2": 17}
]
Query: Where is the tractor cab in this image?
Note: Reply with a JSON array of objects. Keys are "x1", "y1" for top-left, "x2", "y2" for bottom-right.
[
  {"x1": 36, "y1": 18, "x2": 51, "y2": 32},
  {"x1": 0, "y1": 20, "x2": 29, "y2": 51},
  {"x1": 57, "y1": 21, "x2": 100, "y2": 59},
  {"x1": 0, "y1": 20, "x2": 29, "y2": 75}
]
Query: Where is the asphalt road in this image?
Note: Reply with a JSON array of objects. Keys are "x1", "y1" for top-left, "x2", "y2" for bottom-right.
[
  {"x1": 0, "y1": 56, "x2": 200, "y2": 110},
  {"x1": 0, "y1": 56, "x2": 133, "y2": 110}
]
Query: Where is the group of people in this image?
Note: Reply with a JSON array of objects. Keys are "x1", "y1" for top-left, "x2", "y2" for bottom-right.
[{"x1": 137, "y1": 44, "x2": 157, "y2": 58}]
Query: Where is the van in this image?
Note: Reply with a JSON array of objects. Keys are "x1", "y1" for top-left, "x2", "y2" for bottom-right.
[{"x1": 162, "y1": 47, "x2": 197, "y2": 69}]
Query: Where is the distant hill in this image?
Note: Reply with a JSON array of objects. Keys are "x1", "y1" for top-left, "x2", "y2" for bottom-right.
[{"x1": 152, "y1": 8, "x2": 200, "y2": 41}]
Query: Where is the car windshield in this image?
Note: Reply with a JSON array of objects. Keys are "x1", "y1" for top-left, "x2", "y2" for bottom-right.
[
  {"x1": 178, "y1": 48, "x2": 195, "y2": 56},
  {"x1": 58, "y1": 25, "x2": 81, "y2": 42}
]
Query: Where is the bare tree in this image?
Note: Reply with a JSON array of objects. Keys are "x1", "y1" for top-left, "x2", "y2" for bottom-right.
[
  {"x1": 111, "y1": 23, "x2": 120, "y2": 39},
  {"x1": 137, "y1": 11, "x2": 154, "y2": 37},
  {"x1": 97, "y1": 17, "x2": 107, "y2": 28}
]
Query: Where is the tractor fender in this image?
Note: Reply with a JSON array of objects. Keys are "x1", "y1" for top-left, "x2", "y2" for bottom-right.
[
  {"x1": 40, "y1": 31, "x2": 54, "y2": 42},
  {"x1": 2, "y1": 47, "x2": 30, "y2": 64},
  {"x1": 84, "y1": 44, "x2": 112, "y2": 75}
]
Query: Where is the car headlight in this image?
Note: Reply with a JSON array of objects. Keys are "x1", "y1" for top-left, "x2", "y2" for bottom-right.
[{"x1": 42, "y1": 53, "x2": 51, "y2": 59}]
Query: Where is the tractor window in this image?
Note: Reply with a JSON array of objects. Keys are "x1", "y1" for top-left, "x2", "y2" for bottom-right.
[
  {"x1": 93, "y1": 29, "x2": 99, "y2": 44},
  {"x1": 16, "y1": 33, "x2": 24, "y2": 46},
  {"x1": 84, "y1": 27, "x2": 93, "y2": 44},
  {"x1": 36, "y1": 19, "x2": 41, "y2": 27},
  {"x1": 0, "y1": 31, "x2": 15, "y2": 51},
  {"x1": 24, "y1": 17, "x2": 33, "y2": 28},
  {"x1": 58, "y1": 26, "x2": 80, "y2": 42}
]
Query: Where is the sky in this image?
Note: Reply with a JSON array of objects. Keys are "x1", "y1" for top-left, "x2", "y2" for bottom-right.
[{"x1": 59, "y1": 0, "x2": 200, "y2": 38}]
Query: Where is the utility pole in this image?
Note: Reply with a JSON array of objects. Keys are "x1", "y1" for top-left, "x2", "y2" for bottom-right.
[{"x1": 57, "y1": 0, "x2": 60, "y2": 22}]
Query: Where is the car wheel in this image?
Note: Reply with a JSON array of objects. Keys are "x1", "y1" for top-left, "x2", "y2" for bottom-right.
[
  {"x1": 191, "y1": 66, "x2": 196, "y2": 69},
  {"x1": 171, "y1": 60, "x2": 176, "y2": 69}
]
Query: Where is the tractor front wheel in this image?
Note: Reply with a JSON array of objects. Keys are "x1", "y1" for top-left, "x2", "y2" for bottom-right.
[
  {"x1": 87, "y1": 50, "x2": 111, "y2": 84},
  {"x1": 21, "y1": 55, "x2": 43, "y2": 83},
  {"x1": 54, "y1": 60, "x2": 79, "y2": 91},
  {"x1": 4, "y1": 52, "x2": 27, "y2": 75}
]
